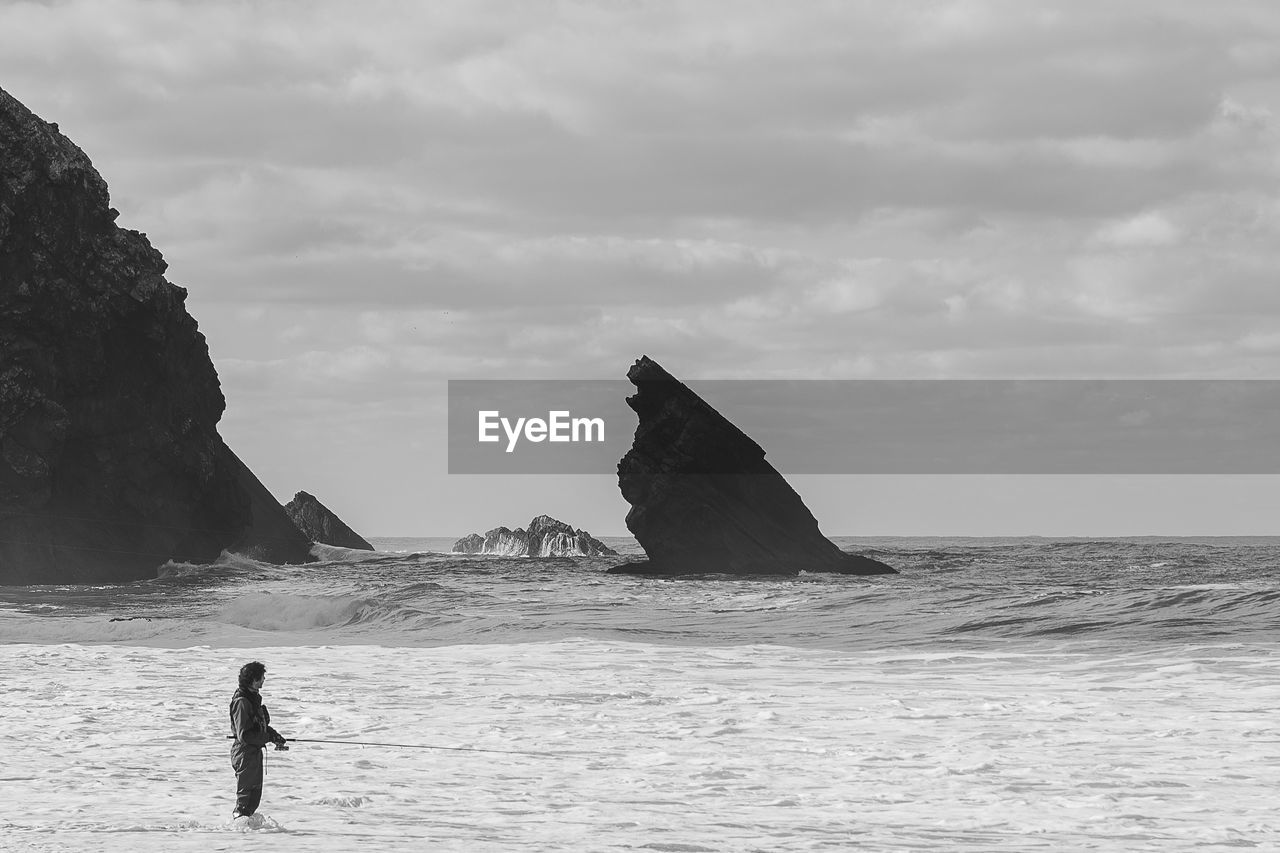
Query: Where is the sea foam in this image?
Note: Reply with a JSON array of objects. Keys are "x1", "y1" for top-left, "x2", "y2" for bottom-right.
[
  {"x1": 2, "y1": 537, "x2": 1279, "y2": 850},
  {"x1": 0, "y1": 640, "x2": 1275, "y2": 852}
]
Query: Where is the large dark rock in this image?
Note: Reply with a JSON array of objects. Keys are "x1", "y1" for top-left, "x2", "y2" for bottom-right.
[
  {"x1": 611, "y1": 356, "x2": 895, "y2": 576},
  {"x1": 0, "y1": 85, "x2": 313, "y2": 584},
  {"x1": 285, "y1": 491, "x2": 373, "y2": 550},
  {"x1": 452, "y1": 515, "x2": 617, "y2": 557}
]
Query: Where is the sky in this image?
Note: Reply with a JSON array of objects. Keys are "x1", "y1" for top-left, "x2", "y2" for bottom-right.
[{"x1": 2, "y1": 0, "x2": 1279, "y2": 537}]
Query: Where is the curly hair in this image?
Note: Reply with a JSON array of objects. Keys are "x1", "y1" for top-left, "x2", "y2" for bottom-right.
[{"x1": 238, "y1": 660, "x2": 266, "y2": 689}]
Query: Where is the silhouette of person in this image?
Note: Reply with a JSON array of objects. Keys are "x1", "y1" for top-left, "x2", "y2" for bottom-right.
[{"x1": 228, "y1": 660, "x2": 288, "y2": 818}]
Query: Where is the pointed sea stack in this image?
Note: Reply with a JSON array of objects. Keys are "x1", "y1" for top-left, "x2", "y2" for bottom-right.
[
  {"x1": 611, "y1": 356, "x2": 895, "y2": 576},
  {"x1": 0, "y1": 85, "x2": 313, "y2": 583},
  {"x1": 285, "y1": 491, "x2": 374, "y2": 550}
]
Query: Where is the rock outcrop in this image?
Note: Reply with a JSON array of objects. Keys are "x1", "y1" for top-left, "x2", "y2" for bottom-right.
[
  {"x1": 612, "y1": 356, "x2": 895, "y2": 576},
  {"x1": 452, "y1": 515, "x2": 617, "y2": 557},
  {"x1": 285, "y1": 491, "x2": 373, "y2": 550},
  {"x1": 0, "y1": 85, "x2": 313, "y2": 584}
]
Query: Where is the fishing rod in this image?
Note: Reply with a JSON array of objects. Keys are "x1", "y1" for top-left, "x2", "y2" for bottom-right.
[{"x1": 226, "y1": 735, "x2": 562, "y2": 757}]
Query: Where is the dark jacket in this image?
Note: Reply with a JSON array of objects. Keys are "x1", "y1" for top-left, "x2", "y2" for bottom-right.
[{"x1": 229, "y1": 686, "x2": 282, "y2": 750}]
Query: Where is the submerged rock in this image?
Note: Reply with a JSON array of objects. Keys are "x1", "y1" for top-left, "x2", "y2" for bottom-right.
[
  {"x1": 285, "y1": 491, "x2": 373, "y2": 551},
  {"x1": 612, "y1": 356, "x2": 895, "y2": 576},
  {"x1": 0, "y1": 85, "x2": 313, "y2": 584},
  {"x1": 452, "y1": 515, "x2": 617, "y2": 557}
]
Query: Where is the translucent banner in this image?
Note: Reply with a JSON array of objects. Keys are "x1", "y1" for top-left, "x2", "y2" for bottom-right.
[{"x1": 447, "y1": 379, "x2": 1280, "y2": 474}]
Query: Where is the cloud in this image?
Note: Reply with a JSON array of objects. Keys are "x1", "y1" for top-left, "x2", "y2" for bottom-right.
[
  {"x1": 8, "y1": 2, "x2": 1274, "y2": 223},
  {"x1": 1092, "y1": 212, "x2": 1182, "y2": 248},
  {"x1": 12, "y1": 0, "x2": 1280, "y2": 536},
  {"x1": 5, "y1": 0, "x2": 1280, "y2": 391}
]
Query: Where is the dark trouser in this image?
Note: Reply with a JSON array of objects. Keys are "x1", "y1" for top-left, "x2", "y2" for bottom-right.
[{"x1": 230, "y1": 744, "x2": 264, "y2": 816}]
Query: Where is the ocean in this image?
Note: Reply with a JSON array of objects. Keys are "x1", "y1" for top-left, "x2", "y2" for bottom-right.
[{"x1": 0, "y1": 536, "x2": 1276, "y2": 852}]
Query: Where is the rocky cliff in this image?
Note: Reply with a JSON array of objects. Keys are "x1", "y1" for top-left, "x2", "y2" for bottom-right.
[
  {"x1": 285, "y1": 491, "x2": 373, "y2": 550},
  {"x1": 0, "y1": 85, "x2": 313, "y2": 584},
  {"x1": 612, "y1": 356, "x2": 895, "y2": 576},
  {"x1": 452, "y1": 515, "x2": 617, "y2": 557}
]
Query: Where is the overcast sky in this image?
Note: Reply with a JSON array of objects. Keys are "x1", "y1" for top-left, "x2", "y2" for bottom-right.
[{"x1": 3, "y1": 1, "x2": 1279, "y2": 537}]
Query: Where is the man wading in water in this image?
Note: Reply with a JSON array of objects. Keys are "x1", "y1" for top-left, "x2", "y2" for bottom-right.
[{"x1": 228, "y1": 661, "x2": 289, "y2": 819}]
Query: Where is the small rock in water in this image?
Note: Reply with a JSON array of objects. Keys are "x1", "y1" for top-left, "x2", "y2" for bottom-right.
[
  {"x1": 285, "y1": 490, "x2": 374, "y2": 550},
  {"x1": 452, "y1": 514, "x2": 617, "y2": 556}
]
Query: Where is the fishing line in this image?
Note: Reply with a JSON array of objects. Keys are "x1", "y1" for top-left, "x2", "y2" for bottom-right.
[
  {"x1": 226, "y1": 735, "x2": 567, "y2": 757},
  {"x1": 291, "y1": 737, "x2": 561, "y2": 757}
]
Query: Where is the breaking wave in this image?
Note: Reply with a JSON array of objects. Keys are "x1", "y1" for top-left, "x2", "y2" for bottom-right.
[
  {"x1": 1, "y1": 537, "x2": 1278, "y2": 650},
  {"x1": 215, "y1": 592, "x2": 376, "y2": 631}
]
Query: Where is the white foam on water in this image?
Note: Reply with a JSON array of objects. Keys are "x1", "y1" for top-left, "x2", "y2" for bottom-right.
[
  {"x1": 227, "y1": 813, "x2": 284, "y2": 832},
  {"x1": 0, "y1": 640, "x2": 1275, "y2": 852},
  {"x1": 0, "y1": 612, "x2": 192, "y2": 645}
]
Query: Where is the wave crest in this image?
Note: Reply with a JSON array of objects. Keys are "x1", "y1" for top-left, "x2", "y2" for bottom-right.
[{"x1": 216, "y1": 592, "x2": 373, "y2": 631}]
